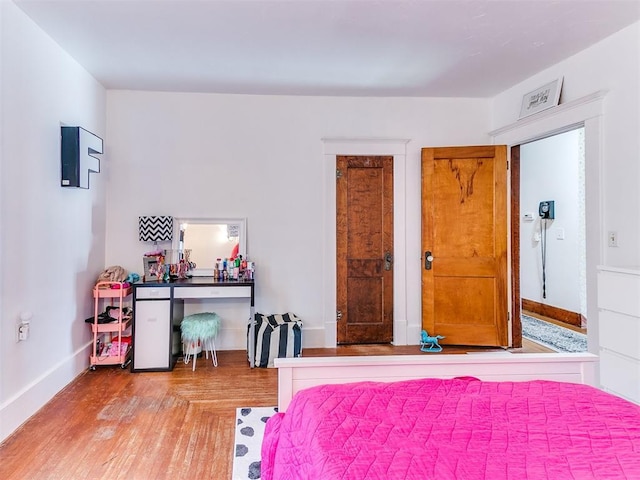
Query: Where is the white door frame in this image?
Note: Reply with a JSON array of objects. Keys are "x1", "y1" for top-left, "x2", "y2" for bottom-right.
[
  {"x1": 490, "y1": 91, "x2": 605, "y2": 360},
  {"x1": 321, "y1": 138, "x2": 411, "y2": 347}
]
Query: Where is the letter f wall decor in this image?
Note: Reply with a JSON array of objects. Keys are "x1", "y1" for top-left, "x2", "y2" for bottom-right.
[{"x1": 61, "y1": 126, "x2": 103, "y2": 189}]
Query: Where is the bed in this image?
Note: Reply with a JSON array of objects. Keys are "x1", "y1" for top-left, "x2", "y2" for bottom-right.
[{"x1": 262, "y1": 353, "x2": 640, "y2": 479}]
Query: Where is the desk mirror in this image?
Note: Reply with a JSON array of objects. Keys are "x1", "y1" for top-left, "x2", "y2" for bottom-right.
[{"x1": 172, "y1": 217, "x2": 247, "y2": 276}]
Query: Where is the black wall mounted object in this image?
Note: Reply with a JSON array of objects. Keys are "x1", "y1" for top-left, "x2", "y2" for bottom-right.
[
  {"x1": 538, "y1": 200, "x2": 555, "y2": 219},
  {"x1": 61, "y1": 126, "x2": 103, "y2": 189}
]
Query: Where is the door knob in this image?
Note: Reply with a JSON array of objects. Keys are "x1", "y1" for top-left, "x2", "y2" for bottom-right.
[
  {"x1": 425, "y1": 251, "x2": 434, "y2": 270},
  {"x1": 384, "y1": 252, "x2": 393, "y2": 271}
]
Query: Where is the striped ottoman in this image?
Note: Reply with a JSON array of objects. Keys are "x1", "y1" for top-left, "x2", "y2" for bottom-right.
[{"x1": 252, "y1": 312, "x2": 302, "y2": 368}]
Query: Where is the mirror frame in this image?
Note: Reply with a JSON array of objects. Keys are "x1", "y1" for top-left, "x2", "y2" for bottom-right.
[{"x1": 172, "y1": 217, "x2": 247, "y2": 277}]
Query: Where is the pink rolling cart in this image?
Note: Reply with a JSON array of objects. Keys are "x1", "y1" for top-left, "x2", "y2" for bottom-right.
[{"x1": 89, "y1": 281, "x2": 132, "y2": 370}]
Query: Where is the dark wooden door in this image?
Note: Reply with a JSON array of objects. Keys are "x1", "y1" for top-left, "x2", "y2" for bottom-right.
[
  {"x1": 337, "y1": 156, "x2": 394, "y2": 344},
  {"x1": 421, "y1": 146, "x2": 508, "y2": 346}
]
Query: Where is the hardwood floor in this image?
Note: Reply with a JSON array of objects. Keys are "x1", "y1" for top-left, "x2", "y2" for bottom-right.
[{"x1": 0, "y1": 341, "x2": 549, "y2": 479}]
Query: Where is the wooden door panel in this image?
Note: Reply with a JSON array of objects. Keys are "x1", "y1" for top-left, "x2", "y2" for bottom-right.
[
  {"x1": 337, "y1": 155, "x2": 393, "y2": 344},
  {"x1": 434, "y1": 277, "x2": 496, "y2": 324},
  {"x1": 347, "y1": 168, "x2": 383, "y2": 255},
  {"x1": 348, "y1": 259, "x2": 383, "y2": 277},
  {"x1": 436, "y1": 258, "x2": 498, "y2": 276},
  {"x1": 433, "y1": 158, "x2": 495, "y2": 256},
  {"x1": 434, "y1": 277, "x2": 501, "y2": 344},
  {"x1": 346, "y1": 277, "x2": 384, "y2": 341},
  {"x1": 422, "y1": 145, "x2": 508, "y2": 347}
]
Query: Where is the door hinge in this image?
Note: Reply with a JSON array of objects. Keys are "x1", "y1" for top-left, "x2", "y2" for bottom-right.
[
  {"x1": 336, "y1": 310, "x2": 343, "y2": 321},
  {"x1": 336, "y1": 169, "x2": 342, "y2": 179}
]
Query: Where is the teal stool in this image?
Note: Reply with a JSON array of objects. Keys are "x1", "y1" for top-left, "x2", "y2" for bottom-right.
[{"x1": 181, "y1": 312, "x2": 221, "y2": 371}]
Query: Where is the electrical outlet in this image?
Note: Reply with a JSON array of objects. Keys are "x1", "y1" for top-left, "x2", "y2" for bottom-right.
[
  {"x1": 608, "y1": 231, "x2": 618, "y2": 247},
  {"x1": 16, "y1": 321, "x2": 29, "y2": 341},
  {"x1": 16, "y1": 312, "x2": 33, "y2": 342}
]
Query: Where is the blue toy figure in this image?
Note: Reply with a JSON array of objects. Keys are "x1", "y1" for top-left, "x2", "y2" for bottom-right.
[{"x1": 420, "y1": 330, "x2": 445, "y2": 352}]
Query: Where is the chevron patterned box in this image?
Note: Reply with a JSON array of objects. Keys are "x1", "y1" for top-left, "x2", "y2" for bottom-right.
[{"x1": 138, "y1": 216, "x2": 173, "y2": 242}]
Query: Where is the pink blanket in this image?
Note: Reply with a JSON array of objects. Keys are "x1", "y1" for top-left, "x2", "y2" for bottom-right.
[{"x1": 262, "y1": 378, "x2": 640, "y2": 479}]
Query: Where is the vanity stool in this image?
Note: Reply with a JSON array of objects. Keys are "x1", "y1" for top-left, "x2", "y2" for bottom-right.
[{"x1": 181, "y1": 312, "x2": 221, "y2": 370}]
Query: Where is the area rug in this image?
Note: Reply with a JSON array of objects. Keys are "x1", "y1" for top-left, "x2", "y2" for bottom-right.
[
  {"x1": 232, "y1": 406, "x2": 278, "y2": 480},
  {"x1": 521, "y1": 314, "x2": 587, "y2": 352}
]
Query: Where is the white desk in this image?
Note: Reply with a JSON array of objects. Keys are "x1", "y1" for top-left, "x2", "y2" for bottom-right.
[{"x1": 131, "y1": 278, "x2": 256, "y2": 371}]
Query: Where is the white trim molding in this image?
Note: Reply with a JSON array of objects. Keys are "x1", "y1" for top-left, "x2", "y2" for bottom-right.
[
  {"x1": 0, "y1": 344, "x2": 91, "y2": 442},
  {"x1": 321, "y1": 138, "x2": 411, "y2": 347},
  {"x1": 490, "y1": 90, "x2": 607, "y2": 141},
  {"x1": 491, "y1": 91, "x2": 605, "y2": 371}
]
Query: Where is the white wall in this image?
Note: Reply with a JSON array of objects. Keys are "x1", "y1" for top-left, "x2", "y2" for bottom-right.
[
  {"x1": 493, "y1": 22, "x2": 640, "y2": 267},
  {"x1": 105, "y1": 92, "x2": 491, "y2": 349},
  {"x1": 0, "y1": 1, "x2": 106, "y2": 442},
  {"x1": 520, "y1": 129, "x2": 585, "y2": 314}
]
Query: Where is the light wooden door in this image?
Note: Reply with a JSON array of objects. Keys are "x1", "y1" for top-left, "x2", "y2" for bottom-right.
[
  {"x1": 421, "y1": 146, "x2": 508, "y2": 346},
  {"x1": 337, "y1": 155, "x2": 394, "y2": 344}
]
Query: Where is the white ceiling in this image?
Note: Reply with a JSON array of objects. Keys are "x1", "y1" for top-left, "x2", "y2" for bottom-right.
[{"x1": 13, "y1": 0, "x2": 640, "y2": 97}]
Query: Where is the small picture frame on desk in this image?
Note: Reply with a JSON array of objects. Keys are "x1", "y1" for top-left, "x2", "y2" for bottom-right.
[{"x1": 143, "y1": 256, "x2": 160, "y2": 282}]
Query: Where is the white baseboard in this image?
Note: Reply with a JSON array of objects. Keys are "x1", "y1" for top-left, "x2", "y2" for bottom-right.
[
  {"x1": 0, "y1": 343, "x2": 90, "y2": 443},
  {"x1": 300, "y1": 327, "x2": 326, "y2": 349},
  {"x1": 216, "y1": 326, "x2": 326, "y2": 351},
  {"x1": 406, "y1": 323, "x2": 422, "y2": 346}
]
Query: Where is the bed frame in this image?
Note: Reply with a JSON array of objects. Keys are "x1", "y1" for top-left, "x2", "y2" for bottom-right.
[{"x1": 274, "y1": 352, "x2": 598, "y2": 411}]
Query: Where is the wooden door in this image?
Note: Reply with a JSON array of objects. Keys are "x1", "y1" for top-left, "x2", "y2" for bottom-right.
[
  {"x1": 510, "y1": 145, "x2": 522, "y2": 348},
  {"x1": 421, "y1": 146, "x2": 508, "y2": 346},
  {"x1": 337, "y1": 156, "x2": 394, "y2": 344}
]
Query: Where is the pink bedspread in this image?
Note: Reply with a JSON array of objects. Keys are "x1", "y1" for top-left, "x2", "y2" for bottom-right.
[{"x1": 261, "y1": 378, "x2": 640, "y2": 480}]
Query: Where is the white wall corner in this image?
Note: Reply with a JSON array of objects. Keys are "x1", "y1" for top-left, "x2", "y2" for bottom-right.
[
  {"x1": 0, "y1": 344, "x2": 90, "y2": 443},
  {"x1": 324, "y1": 320, "x2": 338, "y2": 347},
  {"x1": 405, "y1": 323, "x2": 423, "y2": 346}
]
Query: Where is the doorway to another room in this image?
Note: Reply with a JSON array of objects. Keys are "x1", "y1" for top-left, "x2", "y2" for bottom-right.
[{"x1": 514, "y1": 127, "x2": 588, "y2": 352}]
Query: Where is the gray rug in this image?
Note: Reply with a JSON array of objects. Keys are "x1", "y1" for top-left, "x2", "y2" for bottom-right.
[
  {"x1": 522, "y1": 314, "x2": 587, "y2": 352},
  {"x1": 232, "y1": 406, "x2": 278, "y2": 480}
]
